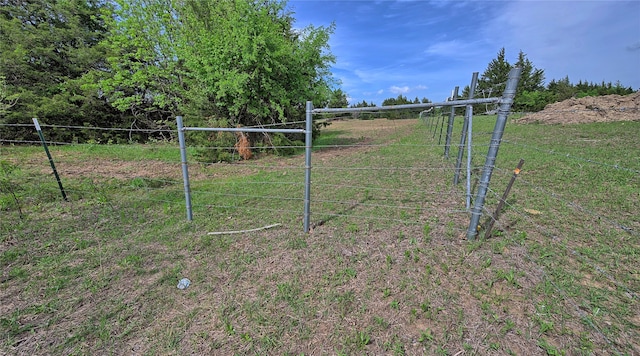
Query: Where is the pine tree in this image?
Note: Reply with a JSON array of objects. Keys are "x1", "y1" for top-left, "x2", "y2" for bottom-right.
[
  {"x1": 477, "y1": 48, "x2": 511, "y2": 96},
  {"x1": 0, "y1": 0, "x2": 129, "y2": 141},
  {"x1": 477, "y1": 48, "x2": 545, "y2": 111}
]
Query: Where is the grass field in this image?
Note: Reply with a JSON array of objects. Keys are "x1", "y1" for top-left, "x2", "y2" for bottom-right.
[{"x1": 1, "y1": 116, "x2": 638, "y2": 355}]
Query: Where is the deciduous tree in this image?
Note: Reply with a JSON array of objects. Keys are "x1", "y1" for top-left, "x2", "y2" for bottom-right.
[{"x1": 100, "y1": 0, "x2": 337, "y2": 131}]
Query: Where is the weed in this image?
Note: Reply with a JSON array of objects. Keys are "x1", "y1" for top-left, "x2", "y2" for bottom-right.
[
  {"x1": 501, "y1": 319, "x2": 516, "y2": 335},
  {"x1": 354, "y1": 330, "x2": 371, "y2": 349},
  {"x1": 423, "y1": 223, "x2": 431, "y2": 238},
  {"x1": 390, "y1": 300, "x2": 399, "y2": 310},
  {"x1": 418, "y1": 329, "x2": 434, "y2": 344},
  {"x1": 385, "y1": 254, "x2": 393, "y2": 269},
  {"x1": 346, "y1": 223, "x2": 359, "y2": 233},
  {"x1": 495, "y1": 269, "x2": 521, "y2": 288},
  {"x1": 537, "y1": 338, "x2": 566, "y2": 356},
  {"x1": 381, "y1": 288, "x2": 391, "y2": 298}
]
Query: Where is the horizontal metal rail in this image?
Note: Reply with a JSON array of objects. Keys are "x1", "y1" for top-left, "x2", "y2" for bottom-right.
[
  {"x1": 313, "y1": 97, "x2": 501, "y2": 114},
  {"x1": 181, "y1": 127, "x2": 306, "y2": 134}
]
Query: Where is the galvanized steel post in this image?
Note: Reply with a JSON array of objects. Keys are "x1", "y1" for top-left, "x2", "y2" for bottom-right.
[
  {"x1": 444, "y1": 86, "x2": 459, "y2": 158},
  {"x1": 304, "y1": 101, "x2": 313, "y2": 233},
  {"x1": 176, "y1": 116, "x2": 193, "y2": 221},
  {"x1": 467, "y1": 67, "x2": 522, "y2": 240},
  {"x1": 465, "y1": 72, "x2": 479, "y2": 209}
]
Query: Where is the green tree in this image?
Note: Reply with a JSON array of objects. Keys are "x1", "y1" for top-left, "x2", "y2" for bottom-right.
[
  {"x1": 0, "y1": 0, "x2": 131, "y2": 142},
  {"x1": 327, "y1": 89, "x2": 349, "y2": 108},
  {"x1": 350, "y1": 99, "x2": 376, "y2": 120},
  {"x1": 94, "y1": 0, "x2": 188, "y2": 131},
  {"x1": 381, "y1": 94, "x2": 419, "y2": 119},
  {"x1": 100, "y1": 0, "x2": 336, "y2": 131},
  {"x1": 515, "y1": 50, "x2": 545, "y2": 94},
  {"x1": 0, "y1": 75, "x2": 18, "y2": 115},
  {"x1": 382, "y1": 94, "x2": 412, "y2": 106},
  {"x1": 547, "y1": 76, "x2": 576, "y2": 102},
  {"x1": 477, "y1": 48, "x2": 545, "y2": 112},
  {"x1": 477, "y1": 48, "x2": 511, "y2": 96}
]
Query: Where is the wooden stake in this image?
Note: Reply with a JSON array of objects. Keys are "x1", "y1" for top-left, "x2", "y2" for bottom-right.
[{"x1": 485, "y1": 159, "x2": 524, "y2": 238}]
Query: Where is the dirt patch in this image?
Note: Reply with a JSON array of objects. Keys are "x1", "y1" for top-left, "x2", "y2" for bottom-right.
[
  {"x1": 315, "y1": 118, "x2": 418, "y2": 159},
  {"x1": 517, "y1": 92, "x2": 640, "y2": 124},
  {"x1": 54, "y1": 159, "x2": 183, "y2": 180},
  {"x1": 324, "y1": 117, "x2": 417, "y2": 135},
  {"x1": 35, "y1": 158, "x2": 219, "y2": 182}
]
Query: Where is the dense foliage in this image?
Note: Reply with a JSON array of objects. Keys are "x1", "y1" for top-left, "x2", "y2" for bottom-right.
[
  {"x1": 0, "y1": 0, "x2": 337, "y2": 150},
  {"x1": 0, "y1": 0, "x2": 140, "y2": 142}
]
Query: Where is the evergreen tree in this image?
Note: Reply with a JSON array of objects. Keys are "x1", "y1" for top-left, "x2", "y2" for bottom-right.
[
  {"x1": 477, "y1": 48, "x2": 545, "y2": 112},
  {"x1": 0, "y1": 0, "x2": 130, "y2": 142},
  {"x1": 515, "y1": 50, "x2": 545, "y2": 93},
  {"x1": 327, "y1": 89, "x2": 349, "y2": 108},
  {"x1": 547, "y1": 76, "x2": 575, "y2": 101},
  {"x1": 477, "y1": 48, "x2": 511, "y2": 96}
]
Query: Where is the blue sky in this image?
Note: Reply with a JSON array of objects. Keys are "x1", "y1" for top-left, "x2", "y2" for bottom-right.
[{"x1": 289, "y1": 0, "x2": 640, "y2": 106}]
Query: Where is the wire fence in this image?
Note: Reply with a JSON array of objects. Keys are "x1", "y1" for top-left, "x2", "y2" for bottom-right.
[
  {"x1": 0, "y1": 124, "x2": 456, "y2": 242},
  {"x1": 457, "y1": 106, "x2": 639, "y2": 354},
  {"x1": 2, "y1": 107, "x2": 636, "y2": 239},
  {"x1": 2, "y1": 98, "x2": 638, "y2": 353},
  {"x1": 3, "y1": 111, "x2": 635, "y2": 240}
]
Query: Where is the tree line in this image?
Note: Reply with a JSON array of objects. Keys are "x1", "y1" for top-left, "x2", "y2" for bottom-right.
[
  {"x1": 0, "y1": 0, "x2": 338, "y2": 152},
  {"x1": 469, "y1": 48, "x2": 635, "y2": 113},
  {"x1": 344, "y1": 47, "x2": 635, "y2": 120}
]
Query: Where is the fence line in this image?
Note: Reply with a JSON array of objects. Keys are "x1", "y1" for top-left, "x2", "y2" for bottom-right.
[
  {"x1": 2, "y1": 92, "x2": 637, "y2": 355},
  {"x1": 4, "y1": 116, "x2": 635, "y2": 238}
]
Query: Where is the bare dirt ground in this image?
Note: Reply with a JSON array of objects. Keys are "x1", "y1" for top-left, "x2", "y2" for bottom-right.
[{"x1": 517, "y1": 92, "x2": 640, "y2": 124}]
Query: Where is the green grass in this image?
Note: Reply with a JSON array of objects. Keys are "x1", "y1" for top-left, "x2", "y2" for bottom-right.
[{"x1": 1, "y1": 117, "x2": 638, "y2": 354}]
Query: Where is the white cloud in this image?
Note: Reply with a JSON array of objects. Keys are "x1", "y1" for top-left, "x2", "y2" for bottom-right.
[
  {"x1": 390, "y1": 85, "x2": 410, "y2": 94},
  {"x1": 377, "y1": 89, "x2": 384, "y2": 95},
  {"x1": 423, "y1": 39, "x2": 485, "y2": 60},
  {"x1": 425, "y1": 40, "x2": 463, "y2": 56},
  {"x1": 415, "y1": 85, "x2": 428, "y2": 90},
  {"x1": 481, "y1": 1, "x2": 640, "y2": 87}
]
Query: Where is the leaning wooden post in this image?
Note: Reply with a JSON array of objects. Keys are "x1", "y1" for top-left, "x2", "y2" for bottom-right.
[{"x1": 485, "y1": 159, "x2": 525, "y2": 238}]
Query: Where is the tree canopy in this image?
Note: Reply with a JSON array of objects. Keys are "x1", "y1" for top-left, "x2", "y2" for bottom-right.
[
  {"x1": 1, "y1": 0, "x2": 338, "y2": 147},
  {"x1": 0, "y1": 0, "x2": 130, "y2": 141},
  {"x1": 468, "y1": 48, "x2": 635, "y2": 112},
  {"x1": 98, "y1": 0, "x2": 337, "y2": 129},
  {"x1": 470, "y1": 48, "x2": 545, "y2": 112}
]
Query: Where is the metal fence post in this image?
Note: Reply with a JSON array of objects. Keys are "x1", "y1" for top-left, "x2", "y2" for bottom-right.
[
  {"x1": 438, "y1": 113, "x2": 446, "y2": 145},
  {"x1": 467, "y1": 67, "x2": 522, "y2": 240},
  {"x1": 176, "y1": 116, "x2": 193, "y2": 221},
  {"x1": 304, "y1": 101, "x2": 313, "y2": 233},
  {"x1": 32, "y1": 118, "x2": 68, "y2": 202},
  {"x1": 444, "y1": 86, "x2": 459, "y2": 158},
  {"x1": 465, "y1": 72, "x2": 479, "y2": 209}
]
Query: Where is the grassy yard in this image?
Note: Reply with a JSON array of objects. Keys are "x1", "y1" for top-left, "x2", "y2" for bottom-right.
[{"x1": 1, "y1": 116, "x2": 638, "y2": 355}]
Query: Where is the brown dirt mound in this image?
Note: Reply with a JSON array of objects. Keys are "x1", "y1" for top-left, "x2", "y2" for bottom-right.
[{"x1": 517, "y1": 92, "x2": 640, "y2": 124}]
